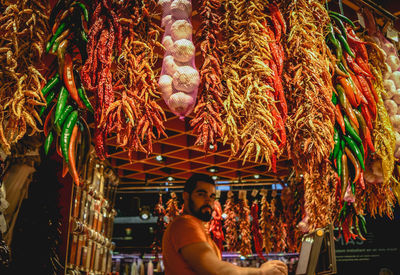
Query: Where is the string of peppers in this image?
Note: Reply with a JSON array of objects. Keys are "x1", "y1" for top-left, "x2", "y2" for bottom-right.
[
  {"x1": 326, "y1": 11, "x2": 373, "y2": 242},
  {"x1": 41, "y1": 0, "x2": 93, "y2": 186}
]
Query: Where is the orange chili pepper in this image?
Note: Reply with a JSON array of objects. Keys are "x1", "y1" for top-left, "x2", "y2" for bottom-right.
[
  {"x1": 357, "y1": 75, "x2": 376, "y2": 120},
  {"x1": 56, "y1": 135, "x2": 63, "y2": 157},
  {"x1": 63, "y1": 52, "x2": 84, "y2": 108},
  {"x1": 68, "y1": 124, "x2": 80, "y2": 186},
  {"x1": 62, "y1": 160, "x2": 68, "y2": 178},
  {"x1": 338, "y1": 77, "x2": 358, "y2": 107},
  {"x1": 44, "y1": 105, "x2": 56, "y2": 137},
  {"x1": 345, "y1": 147, "x2": 361, "y2": 184},
  {"x1": 336, "y1": 105, "x2": 346, "y2": 134},
  {"x1": 366, "y1": 76, "x2": 379, "y2": 103},
  {"x1": 349, "y1": 72, "x2": 368, "y2": 105}
]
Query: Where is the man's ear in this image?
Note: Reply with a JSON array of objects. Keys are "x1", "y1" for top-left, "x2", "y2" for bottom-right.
[{"x1": 183, "y1": 191, "x2": 189, "y2": 201}]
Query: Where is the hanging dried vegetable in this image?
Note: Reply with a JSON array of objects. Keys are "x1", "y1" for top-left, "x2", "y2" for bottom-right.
[
  {"x1": 360, "y1": 9, "x2": 400, "y2": 204},
  {"x1": 269, "y1": 193, "x2": 287, "y2": 253},
  {"x1": 166, "y1": 192, "x2": 180, "y2": 222},
  {"x1": 362, "y1": 38, "x2": 396, "y2": 218},
  {"x1": 221, "y1": 0, "x2": 287, "y2": 169},
  {"x1": 159, "y1": 0, "x2": 199, "y2": 118},
  {"x1": 236, "y1": 191, "x2": 251, "y2": 256},
  {"x1": 223, "y1": 191, "x2": 238, "y2": 252},
  {"x1": 283, "y1": 0, "x2": 336, "y2": 230},
  {"x1": 0, "y1": 1, "x2": 50, "y2": 154},
  {"x1": 80, "y1": 0, "x2": 122, "y2": 159},
  {"x1": 104, "y1": 0, "x2": 166, "y2": 161},
  {"x1": 209, "y1": 199, "x2": 224, "y2": 253},
  {"x1": 40, "y1": 1, "x2": 92, "y2": 186},
  {"x1": 325, "y1": 9, "x2": 395, "y2": 241},
  {"x1": 189, "y1": 0, "x2": 224, "y2": 152},
  {"x1": 151, "y1": 194, "x2": 166, "y2": 256},
  {"x1": 259, "y1": 190, "x2": 273, "y2": 254},
  {"x1": 250, "y1": 195, "x2": 264, "y2": 259},
  {"x1": 280, "y1": 182, "x2": 302, "y2": 252}
]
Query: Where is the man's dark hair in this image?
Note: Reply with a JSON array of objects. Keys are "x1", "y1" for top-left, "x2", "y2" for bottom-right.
[{"x1": 184, "y1": 174, "x2": 215, "y2": 194}]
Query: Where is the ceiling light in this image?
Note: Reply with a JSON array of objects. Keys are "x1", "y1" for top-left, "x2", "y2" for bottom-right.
[
  {"x1": 167, "y1": 176, "x2": 174, "y2": 181},
  {"x1": 209, "y1": 144, "x2": 215, "y2": 150},
  {"x1": 155, "y1": 155, "x2": 163, "y2": 161},
  {"x1": 208, "y1": 167, "x2": 218, "y2": 173},
  {"x1": 253, "y1": 174, "x2": 260, "y2": 179},
  {"x1": 212, "y1": 175, "x2": 218, "y2": 180},
  {"x1": 221, "y1": 213, "x2": 227, "y2": 219}
]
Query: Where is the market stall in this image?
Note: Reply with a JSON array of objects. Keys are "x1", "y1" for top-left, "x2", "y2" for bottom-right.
[{"x1": 0, "y1": 0, "x2": 400, "y2": 274}]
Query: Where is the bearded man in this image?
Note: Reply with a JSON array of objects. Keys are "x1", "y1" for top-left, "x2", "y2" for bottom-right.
[{"x1": 162, "y1": 174, "x2": 287, "y2": 275}]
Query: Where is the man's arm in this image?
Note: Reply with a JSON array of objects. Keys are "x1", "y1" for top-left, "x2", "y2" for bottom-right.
[{"x1": 180, "y1": 242, "x2": 288, "y2": 275}]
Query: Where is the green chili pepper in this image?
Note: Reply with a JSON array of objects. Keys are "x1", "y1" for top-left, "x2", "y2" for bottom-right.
[
  {"x1": 72, "y1": 1, "x2": 89, "y2": 22},
  {"x1": 338, "y1": 62, "x2": 349, "y2": 74},
  {"x1": 351, "y1": 181, "x2": 355, "y2": 194},
  {"x1": 81, "y1": 29, "x2": 88, "y2": 43},
  {"x1": 44, "y1": 131, "x2": 54, "y2": 155},
  {"x1": 46, "y1": 22, "x2": 67, "y2": 53},
  {"x1": 343, "y1": 115, "x2": 362, "y2": 144},
  {"x1": 337, "y1": 34, "x2": 355, "y2": 58},
  {"x1": 328, "y1": 11, "x2": 356, "y2": 28},
  {"x1": 358, "y1": 214, "x2": 367, "y2": 234},
  {"x1": 55, "y1": 86, "x2": 69, "y2": 123},
  {"x1": 354, "y1": 215, "x2": 366, "y2": 240},
  {"x1": 337, "y1": 147, "x2": 343, "y2": 178},
  {"x1": 330, "y1": 14, "x2": 348, "y2": 39},
  {"x1": 39, "y1": 90, "x2": 56, "y2": 117},
  {"x1": 328, "y1": 32, "x2": 343, "y2": 60},
  {"x1": 55, "y1": 105, "x2": 73, "y2": 134},
  {"x1": 78, "y1": 88, "x2": 94, "y2": 113},
  {"x1": 343, "y1": 135, "x2": 365, "y2": 170},
  {"x1": 332, "y1": 129, "x2": 340, "y2": 160},
  {"x1": 42, "y1": 74, "x2": 60, "y2": 97},
  {"x1": 61, "y1": 110, "x2": 78, "y2": 163},
  {"x1": 332, "y1": 91, "x2": 338, "y2": 105},
  {"x1": 73, "y1": 69, "x2": 92, "y2": 113}
]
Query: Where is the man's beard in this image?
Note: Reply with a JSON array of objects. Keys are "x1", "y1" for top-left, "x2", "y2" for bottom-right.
[{"x1": 189, "y1": 197, "x2": 213, "y2": 222}]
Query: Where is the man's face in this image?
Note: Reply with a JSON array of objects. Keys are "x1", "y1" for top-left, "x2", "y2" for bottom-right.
[{"x1": 187, "y1": 181, "x2": 216, "y2": 222}]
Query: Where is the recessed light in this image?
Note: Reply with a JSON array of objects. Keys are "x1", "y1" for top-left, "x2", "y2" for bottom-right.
[
  {"x1": 212, "y1": 175, "x2": 218, "y2": 180},
  {"x1": 155, "y1": 155, "x2": 163, "y2": 161},
  {"x1": 253, "y1": 174, "x2": 260, "y2": 179},
  {"x1": 167, "y1": 176, "x2": 174, "y2": 181},
  {"x1": 209, "y1": 144, "x2": 215, "y2": 150}
]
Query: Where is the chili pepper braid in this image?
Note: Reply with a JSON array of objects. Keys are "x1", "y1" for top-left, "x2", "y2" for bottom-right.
[
  {"x1": 190, "y1": 0, "x2": 224, "y2": 152},
  {"x1": 221, "y1": 0, "x2": 286, "y2": 169},
  {"x1": 283, "y1": 0, "x2": 337, "y2": 230},
  {"x1": 0, "y1": 0, "x2": 50, "y2": 154}
]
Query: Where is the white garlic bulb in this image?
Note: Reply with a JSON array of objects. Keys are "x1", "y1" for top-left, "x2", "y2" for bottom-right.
[
  {"x1": 173, "y1": 66, "x2": 199, "y2": 93},
  {"x1": 171, "y1": 20, "x2": 192, "y2": 41},
  {"x1": 159, "y1": 0, "x2": 172, "y2": 14},
  {"x1": 163, "y1": 55, "x2": 178, "y2": 76},
  {"x1": 162, "y1": 35, "x2": 174, "y2": 53},
  {"x1": 159, "y1": 74, "x2": 174, "y2": 100},
  {"x1": 168, "y1": 91, "x2": 194, "y2": 114},
  {"x1": 171, "y1": 0, "x2": 192, "y2": 20},
  {"x1": 171, "y1": 39, "x2": 195, "y2": 63},
  {"x1": 161, "y1": 15, "x2": 173, "y2": 32}
]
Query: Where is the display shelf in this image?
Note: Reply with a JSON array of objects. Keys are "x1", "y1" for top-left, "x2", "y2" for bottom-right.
[{"x1": 65, "y1": 152, "x2": 119, "y2": 275}]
